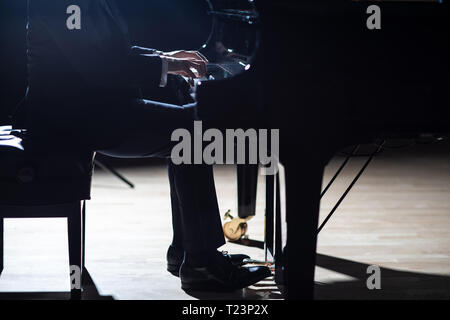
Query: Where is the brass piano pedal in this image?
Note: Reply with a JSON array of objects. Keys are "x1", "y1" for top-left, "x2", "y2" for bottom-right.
[{"x1": 222, "y1": 210, "x2": 253, "y2": 241}]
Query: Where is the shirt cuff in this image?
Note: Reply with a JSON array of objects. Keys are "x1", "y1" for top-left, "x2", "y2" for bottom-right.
[{"x1": 160, "y1": 57, "x2": 168, "y2": 88}]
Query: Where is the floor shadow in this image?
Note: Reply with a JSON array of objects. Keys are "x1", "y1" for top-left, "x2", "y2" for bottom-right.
[
  {"x1": 314, "y1": 253, "x2": 450, "y2": 300},
  {"x1": 3, "y1": 255, "x2": 447, "y2": 300},
  {"x1": 0, "y1": 269, "x2": 114, "y2": 300},
  {"x1": 183, "y1": 254, "x2": 450, "y2": 300}
]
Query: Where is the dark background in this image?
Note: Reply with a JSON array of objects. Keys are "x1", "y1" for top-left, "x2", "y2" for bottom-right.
[{"x1": 0, "y1": 0, "x2": 212, "y2": 125}]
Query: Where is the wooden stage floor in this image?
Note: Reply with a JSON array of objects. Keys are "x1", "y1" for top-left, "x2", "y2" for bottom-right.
[{"x1": 0, "y1": 141, "x2": 449, "y2": 300}]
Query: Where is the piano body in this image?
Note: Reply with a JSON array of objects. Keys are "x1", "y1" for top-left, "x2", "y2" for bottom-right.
[{"x1": 193, "y1": 0, "x2": 450, "y2": 299}]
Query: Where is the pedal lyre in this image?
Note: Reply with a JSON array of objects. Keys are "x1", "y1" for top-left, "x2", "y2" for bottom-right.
[{"x1": 222, "y1": 210, "x2": 253, "y2": 241}]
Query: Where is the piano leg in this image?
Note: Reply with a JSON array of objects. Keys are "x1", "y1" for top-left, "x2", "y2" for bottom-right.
[
  {"x1": 237, "y1": 164, "x2": 259, "y2": 219},
  {"x1": 283, "y1": 157, "x2": 324, "y2": 300}
]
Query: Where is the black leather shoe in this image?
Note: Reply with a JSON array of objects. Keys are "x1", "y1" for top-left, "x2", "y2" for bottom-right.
[
  {"x1": 179, "y1": 251, "x2": 271, "y2": 292},
  {"x1": 167, "y1": 245, "x2": 250, "y2": 277}
]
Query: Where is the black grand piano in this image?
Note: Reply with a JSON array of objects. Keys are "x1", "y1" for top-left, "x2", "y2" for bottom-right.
[
  {"x1": 189, "y1": 0, "x2": 450, "y2": 299},
  {"x1": 140, "y1": 0, "x2": 450, "y2": 299}
]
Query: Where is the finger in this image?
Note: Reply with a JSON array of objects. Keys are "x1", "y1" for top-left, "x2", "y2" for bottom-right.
[
  {"x1": 196, "y1": 60, "x2": 207, "y2": 77},
  {"x1": 184, "y1": 57, "x2": 207, "y2": 66},
  {"x1": 199, "y1": 61, "x2": 207, "y2": 78},
  {"x1": 181, "y1": 51, "x2": 208, "y2": 64},
  {"x1": 189, "y1": 51, "x2": 208, "y2": 63},
  {"x1": 177, "y1": 51, "x2": 206, "y2": 63},
  {"x1": 190, "y1": 61, "x2": 206, "y2": 78},
  {"x1": 184, "y1": 62, "x2": 198, "y2": 79},
  {"x1": 193, "y1": 60, "x2": 207, "y2": 77},
  {"x1": 177, "y1": 70, "x2": 194, "y2": 78},
  {"x1": 196, "y1": 51, "x2": 209, "y2": 63}
]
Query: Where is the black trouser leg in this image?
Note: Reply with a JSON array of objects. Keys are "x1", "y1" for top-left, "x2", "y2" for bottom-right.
[
  {"x1": 168, "y1": 162, "x2": 225, "y2": 253},
  {"x1": 237, "y1": 164, "x2": 259, "y2": 218},
  {"x1": 168, "y1": 161, "x2": 184, "y2": 249}
]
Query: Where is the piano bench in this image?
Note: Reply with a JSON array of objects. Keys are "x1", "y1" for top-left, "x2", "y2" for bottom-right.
[{"x1": 0, "y1": 125, "x2": 95, "y2": 300}]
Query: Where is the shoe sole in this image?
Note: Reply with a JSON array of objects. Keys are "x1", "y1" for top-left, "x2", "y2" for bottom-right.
[
  {"x1": 167, "y1": 263, "x2": 180, "y2": 277},
  {"x1": 181, "y1": 272, "x2": 271, "y2": 293},
  {"x1": 168, "y1": 260, "x2": 248, "y2": 278}
]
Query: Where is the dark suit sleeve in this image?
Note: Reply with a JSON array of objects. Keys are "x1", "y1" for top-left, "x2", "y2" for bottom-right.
[
  {"x1": 127, "y1": 52, "x2": 163, "y2": 87},
  {"x1": 131, "y1": 46, "x2": 159, "y2": 55},
  {"x1": 30, "y1": 0, "x2": 163, "y2": 88}
]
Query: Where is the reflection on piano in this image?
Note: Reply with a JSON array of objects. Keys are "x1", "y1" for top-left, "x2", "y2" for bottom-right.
[
  {"x1": 199, "y1": 0, "x2": 259, "y2": 79},
  {"x1": 173, "y1": 0, "x2": 260, "y2": 104}
]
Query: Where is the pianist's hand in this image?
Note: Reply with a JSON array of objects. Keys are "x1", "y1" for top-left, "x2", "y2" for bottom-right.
[
  {"x1": 165, "y1": 58, "x2": 207, "y2": 79},
  {"x1": 162, "y1": 50, "x2": 208, "y2": 64},
  {"x1": 162, "y1": 50, "x2": 208, "y2": 80}
]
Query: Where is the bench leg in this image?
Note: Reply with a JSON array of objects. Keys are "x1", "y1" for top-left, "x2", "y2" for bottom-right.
[
  {"x1": 0, "y1": 218, "x2": 3, "y2": 275},
  {"x1": 67, "y1": 202, "x2": 83, "y2": 300}
]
